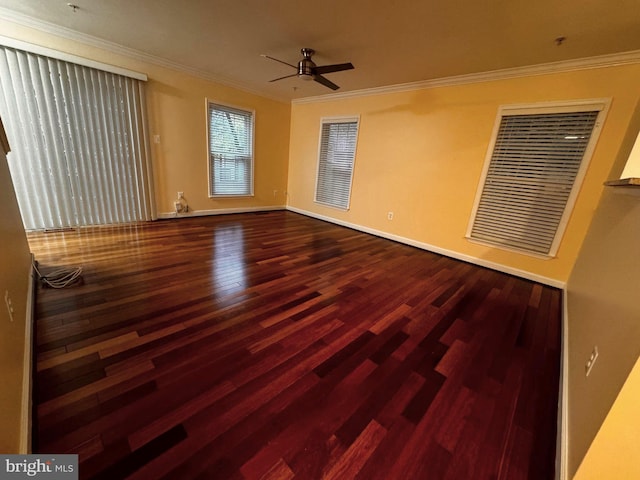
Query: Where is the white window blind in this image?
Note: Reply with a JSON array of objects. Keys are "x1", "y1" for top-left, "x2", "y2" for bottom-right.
[
  {"x1": 315, "y1": 118, "x2": 359, "y2": 210},
  {"x1": 0, "y1": 46, "x2": 155, "y2": 231},
  {"x1": 208, "y1": 101, "x2": 254, "y2": 197},
  {"x1": 467, "y1": 102, "x2": 607, "y2": 256}
]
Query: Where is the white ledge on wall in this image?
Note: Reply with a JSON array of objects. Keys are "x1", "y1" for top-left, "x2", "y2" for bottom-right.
[
  {"x1": 603, "y1": 178, "x2": 640, "y2": 197},
  {"x1": 604, "y1": 177, "x2": 640, "y2": 187}
]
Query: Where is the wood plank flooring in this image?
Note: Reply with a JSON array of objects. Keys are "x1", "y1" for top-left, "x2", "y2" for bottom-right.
[{"x1": 28, "y1": 211, "x2": 561, "y2": 479}]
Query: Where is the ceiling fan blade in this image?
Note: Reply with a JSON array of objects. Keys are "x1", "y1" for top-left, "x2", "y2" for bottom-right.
[
  {"x1": 260, "y1": 54, "x2": 297, "y2": 70},
  {"x1": 314, "y1": 62, "x2": 354, "y2": 75},
  {"x1": 313, "y1": 74, "x2": 340, "y2": 90},
  {"x1": 269, "y1": 73, "x2": 298, "y2": 82}
]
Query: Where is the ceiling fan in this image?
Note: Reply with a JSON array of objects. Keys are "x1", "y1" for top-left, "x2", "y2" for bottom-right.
[{"x1": 261, "y1": 48, "x2": 354, "y2": 90}]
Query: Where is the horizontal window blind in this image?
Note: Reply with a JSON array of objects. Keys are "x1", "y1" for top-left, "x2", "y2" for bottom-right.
[
  {"x1": 208, "y1": 102, "x2": 254, "y2": 197},
  {"x1": 315, "y1": 119, "x2": 358, "y2": 210},
  {"x1": 469, "y1": 109, "x2": 601, "y2": 255},
  {"x1": 0, "y1": 46, "x2": 155, "y2": 230}
]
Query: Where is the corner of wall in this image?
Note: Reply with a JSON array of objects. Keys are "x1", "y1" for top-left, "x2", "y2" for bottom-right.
[{"x1": 19, "y1": 257, "x2": 36, "y2": 453}]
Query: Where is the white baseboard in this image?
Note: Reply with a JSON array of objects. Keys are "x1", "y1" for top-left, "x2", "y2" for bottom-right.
[
  {"x1": 557, "y1": 291, "x2": 570, "y2": 480},
  {"x1": 157, "y1": 205, "x2": 286, "y2": 220},
  {"x1": 19, "y1": 255, "x2": 36, "y2": 454},
  {"x1": 286, "y1": 206, "x2": 566, "y2": 289}
]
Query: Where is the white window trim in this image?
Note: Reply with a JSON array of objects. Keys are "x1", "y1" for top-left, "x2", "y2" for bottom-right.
[
  {"x1": 466, "y1": 98, "x2": 611, "y2": 258},
  {"x1": 206, "y1": 98, "x2": 256, "y2": 198},
  {"x1": 314, "y1": 115, "x2": 360, "y2": 211}
]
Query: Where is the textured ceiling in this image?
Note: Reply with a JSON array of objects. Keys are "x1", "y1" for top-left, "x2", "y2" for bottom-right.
[{"x1": 0, "y1": 0, "x2": 639, "y2": 100}]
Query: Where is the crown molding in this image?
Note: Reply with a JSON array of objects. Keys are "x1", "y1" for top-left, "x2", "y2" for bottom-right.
[
  {"x1": 0, "y1": 7, "x2": 290, "y2": 104},
  {"x1": 293, "y1": 49, "x2": 640, "y2": 104}
]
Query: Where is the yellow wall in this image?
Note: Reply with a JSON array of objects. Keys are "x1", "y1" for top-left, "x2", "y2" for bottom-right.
[
  {"x1": 287, "y1": 66, "x2": 640, "y2": 283},
  {"x1": 574, "y1": 356, "x2": 640, "y2": 480},
  {"x1": 566, "y1": 99, "x2": 640, "y2": 477},
  {"x1": 0, "y1": 119, "x2": 32, "y2": 452},
  {"x1": 0, "y1": 19, "x2": 291, "y2": 216}
]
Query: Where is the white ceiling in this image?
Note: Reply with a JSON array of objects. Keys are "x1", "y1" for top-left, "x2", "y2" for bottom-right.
[{"x1": 0, "y1": 0, "x2": 639, "y2": 101}]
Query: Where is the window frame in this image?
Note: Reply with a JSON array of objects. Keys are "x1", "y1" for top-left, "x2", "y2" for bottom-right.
[
  {"x1": 206, "y1": 99, "x2": 255, "y2": 198},
  {"x1": 314, "y1": 115, "x2": 360, "y2": 211},
  {"x1": 466, "y1": 98, "x2": 610, "y2": 258}
]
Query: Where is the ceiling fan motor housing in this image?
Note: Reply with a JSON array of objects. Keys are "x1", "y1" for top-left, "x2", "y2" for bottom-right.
[{"x1": 298, "y1": 48, "x2": 316, "y2": 79}]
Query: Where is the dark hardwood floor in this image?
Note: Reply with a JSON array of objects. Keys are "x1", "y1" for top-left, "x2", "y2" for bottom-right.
[{"x1": 28, "y1": 211, "x2": 561, "y2": 479}]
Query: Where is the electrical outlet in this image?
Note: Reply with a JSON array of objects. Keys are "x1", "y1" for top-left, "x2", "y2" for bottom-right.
[
  {"x1": 153, "y1": 135, "x2": 160, "y2": 144},
  {"x1": 387, "y1": 211, "x2": 394, "y2": 220},
  {"x1": 5, "y1": 290, "x2": 14, "y2": 322},
  {"x1": 585, "y1": 346, "x2": 599, "y2": 376},
  {"x1": 177, "y1": 191, "x2": 184, "y2": 199}
]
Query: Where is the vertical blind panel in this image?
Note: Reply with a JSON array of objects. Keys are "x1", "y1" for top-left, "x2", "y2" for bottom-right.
[
  {"x1": 208, "y1": 102, "x2": 254, "y2": 196},
  {"x1": 315, "y1": 121, "x2": 358, "y2": 210},
  {"x1": 0, "y1": 46, "x2": 154, "y2": 230},
  {"x1": 470, "y1": 111, "x2": 599, "y2": 254}
]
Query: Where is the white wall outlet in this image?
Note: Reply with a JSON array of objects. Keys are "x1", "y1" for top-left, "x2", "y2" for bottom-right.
[
  {"x1": 387, "y1": 211, "x2": 394, "y2": 220},
  {"x1": 153, "y1": 134, "x2": 160, "y2": 144},
  {"x1": 585, "y1": 346, "x2": 599, "y2": 376},
  {"x1": 5, "y1": 290, "x2": 14, "y2": 322},
  {"x1": 177, "y1": 191, "x2": 184, "y2": 199}
]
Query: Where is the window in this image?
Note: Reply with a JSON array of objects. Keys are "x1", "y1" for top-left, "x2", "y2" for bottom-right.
[
  {"x1": 0, "y1": 46, "x2": 155, "y2": 230},
  {"x1": 467, "y1": 100, "x2": 609, "y2": 257},
  {"x1": 315, "y1": 117, "x2": 359, "y2": 210},
  {"x1": 207, "y1": 101, "x2": 254, "y2": 197}
]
